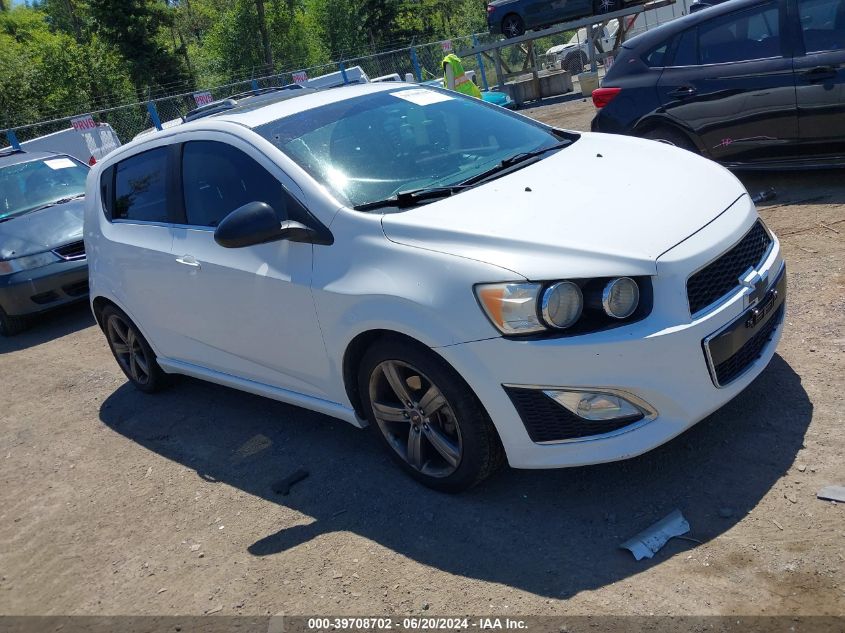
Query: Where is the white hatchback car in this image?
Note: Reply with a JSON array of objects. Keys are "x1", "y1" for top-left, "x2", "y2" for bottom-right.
[{"x1": 85, "y1": 83, "x2": 786, "y2": 491}]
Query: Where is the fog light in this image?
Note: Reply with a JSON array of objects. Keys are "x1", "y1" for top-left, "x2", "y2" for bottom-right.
[
  {"x1": 602, "y1": 277, "x2": 639, "y2": 319},
  {"x1": 543, "y1": 389, "x2": 654, "y2": 422}
]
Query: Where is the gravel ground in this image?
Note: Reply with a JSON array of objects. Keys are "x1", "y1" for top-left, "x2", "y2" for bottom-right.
[{"x1": 1, "y1": 98, "x2": 843, "y2": 618}]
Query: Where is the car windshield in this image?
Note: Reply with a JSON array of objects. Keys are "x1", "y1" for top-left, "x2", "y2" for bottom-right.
[
  {"x1": 254, "y1": 86, "x2": 571, "y2": 209},
  {"x1": 0, "y1": 156, "x2": 88, "y2": 221}
]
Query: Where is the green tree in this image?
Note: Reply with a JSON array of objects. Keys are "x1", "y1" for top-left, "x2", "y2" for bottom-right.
[
  {"x1": 0, "y1": 6, "x2": 136, "y2": 130},
  {"x1": 86, "y1": 0, "x2": 191, "y2": 96}
]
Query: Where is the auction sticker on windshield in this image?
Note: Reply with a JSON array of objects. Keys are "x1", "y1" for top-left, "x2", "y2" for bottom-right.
[
  {"x1": 44, "y1": 158, "x2": 77, "y2": 170},
  {"x1": 391, "y1": 88, "x2": 454, "y2": 106}
]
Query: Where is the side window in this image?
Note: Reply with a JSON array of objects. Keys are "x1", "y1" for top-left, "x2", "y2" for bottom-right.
[
  {"x1": 114, "y1": 147, "x2": 169, "y2": 222},
  {"x1": 181, "y1": 141, "x2": 290, "y2": 227},
  {"x1": 798, "y1": 0, "x2": 845, "y2": 53},
  {"x1": 672, "y1": 28, "x2": 699, "y2": 66},
  {"x1": 698, "y1": 2, "x2": 781, "y2": 64},
  {"x1": 643, "y1": 41, "x2": 669, "y2": 67}
]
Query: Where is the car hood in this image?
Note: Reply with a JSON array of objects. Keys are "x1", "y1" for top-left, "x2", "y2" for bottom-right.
[
  {"x1": 381, "y1": 133, "x2": 747, "y2": 280},
  {"x1": 0, "y1": 197, "x2": 85, "y2": 260}
]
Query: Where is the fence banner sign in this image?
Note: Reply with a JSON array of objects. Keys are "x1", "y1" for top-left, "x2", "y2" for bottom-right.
[
  {"x1": 292, "y1": 71, "x2": 308, "y2": 84},
  {"x1": 193, "y1": 91, "x2": 214, "y2": 107},
  {"x1": 71, "y1": 115, "x2": 96, "y2": 131},
  {"x1": 441, "y1": 40, "x2": 452, "y2": 52}
]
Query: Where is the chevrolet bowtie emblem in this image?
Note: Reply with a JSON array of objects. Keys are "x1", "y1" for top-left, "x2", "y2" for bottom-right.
[{"x1": 740, "y1": 267, "x2": 768, "y2": 306}]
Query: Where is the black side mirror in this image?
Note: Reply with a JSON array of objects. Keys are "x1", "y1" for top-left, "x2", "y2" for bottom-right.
[{"x1": 214, "y1": 201, "x2": 318, "y2": 248}]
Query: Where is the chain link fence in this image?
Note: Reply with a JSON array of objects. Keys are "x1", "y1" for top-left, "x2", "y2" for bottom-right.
[{"x1": 3, "y1": 3, "x2": 691, "y2": 154}]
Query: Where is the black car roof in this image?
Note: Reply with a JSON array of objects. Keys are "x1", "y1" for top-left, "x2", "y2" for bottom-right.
[{"x1": 622, "y1": 0, "x2": 766, "y2": 50}]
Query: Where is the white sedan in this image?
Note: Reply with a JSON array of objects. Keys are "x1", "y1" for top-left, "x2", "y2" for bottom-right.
[{"x1": 84, "y1": 83, "x2": 785, "y2": 491}]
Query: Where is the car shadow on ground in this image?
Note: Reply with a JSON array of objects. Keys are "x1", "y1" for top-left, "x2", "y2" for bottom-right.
[
  {"x1": 0, "y1": 301, "x2": 94, "y2": 354},
  {"x1": 99, "y1": 354, "x2": 810, "y2": 599}
]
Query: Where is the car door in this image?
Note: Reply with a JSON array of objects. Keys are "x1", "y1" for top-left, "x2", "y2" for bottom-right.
[
  {"x1": 99, "y1": 145, "x2": 180, "y2": 352},
  {"x1": 791, "y1": 0, "x2": 845, "y2": 158},
  {"x1": 656, "y1": 0, "x2": 800, "y2": 163},
  {"x1": 167, "y1": 135, "x2": 333, "y2": 399}
]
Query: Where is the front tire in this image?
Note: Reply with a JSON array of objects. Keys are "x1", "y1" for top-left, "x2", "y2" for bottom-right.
[
  {"x1": 565, "y1": 52, "x2": 588, "y2": 75},
  {"x1": 101, "y1": 305, "x2": 167, "y2": 393},
  {"x1": 358, "y1": 338, "x2": 504, "y2": 492}
]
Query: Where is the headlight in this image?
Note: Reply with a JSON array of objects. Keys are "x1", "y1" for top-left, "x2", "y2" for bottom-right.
[
  {"x1": 475, "y1": 282, "x2": 545, "y2": 335},
  {"x1": 476, "y1": 276, "x2": 648, "y2": 337},
  {"x1": 602, "y1": 277, "x2": 639, "y2": 319},
  {"x1": 0, "y1": 251, "x2": 61, "y2": 276},
  {"x1": 540, "y1": 281, "x2": 582, "y2": 329}
]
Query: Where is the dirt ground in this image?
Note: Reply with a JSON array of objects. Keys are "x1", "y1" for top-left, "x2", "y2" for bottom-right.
[{"x1": 1, "y1": 98, "x2": 843, "y2": 619}]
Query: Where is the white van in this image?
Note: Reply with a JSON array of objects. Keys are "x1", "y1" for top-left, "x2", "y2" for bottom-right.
[{"x1": 4, "y1": 125, "x2": 121, "y2": 166}]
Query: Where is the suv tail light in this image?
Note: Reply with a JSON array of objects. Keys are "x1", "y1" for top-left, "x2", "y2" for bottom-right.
[{"x1": 592, "y1": 87, "x2": 621, "y2": 108}]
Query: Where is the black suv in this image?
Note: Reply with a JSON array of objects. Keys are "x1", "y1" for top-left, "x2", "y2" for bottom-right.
[{"x1": 591, "y1": 0, "x2": 845, "y2": 168}]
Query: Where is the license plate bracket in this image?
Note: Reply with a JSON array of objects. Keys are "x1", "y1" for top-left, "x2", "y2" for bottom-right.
[{"x1": 703, "y1": 265, "x2": 786, "y2": 387}]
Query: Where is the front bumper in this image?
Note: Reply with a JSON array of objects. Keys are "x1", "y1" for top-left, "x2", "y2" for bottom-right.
[
  {"x1": 438, "y1": 204, "x2": 785, "y2": 469},
  {"x1": 0, "y1": 259, "x2": 89, "y2": 317}
]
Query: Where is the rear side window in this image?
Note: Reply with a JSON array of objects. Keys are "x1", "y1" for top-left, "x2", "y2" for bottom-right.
[
  {"x1": 672, "y1": 28, "x2": 699, "y2": 66},
  {"x1": 181, "y1": 141, "x2": 289, "y2": 227},
  {"x1": 114, "y1": 147, "x2": 169, "y2": 222},
  {"x1": 698, "y1": 2, "x2": 781, "y2": 64},
  {"x1": 798, "y1": 0, "x2": 845, "y2": 53}
]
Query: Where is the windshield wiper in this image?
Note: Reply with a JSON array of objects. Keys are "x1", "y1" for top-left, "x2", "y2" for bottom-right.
[
  {"x1": 27, "y1": 193, "x2": 85, "y2": 214},
  {"x1": 460, "y1": 140, "x2": 571, "y2": 187},
  {"x1": 501, "y1": 141, "x2": 571, "y2": 167},
  {"x1": 353, "y1": 185, "x2": 473, "y2": 211},
  {"x1": 352, "y1": 140, "x2": 571, "y2": 211}
]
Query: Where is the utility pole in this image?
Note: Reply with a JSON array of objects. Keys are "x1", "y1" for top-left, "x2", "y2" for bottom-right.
[{"x1": 255, "y1": 0, "x2": 274, "y2": 72}]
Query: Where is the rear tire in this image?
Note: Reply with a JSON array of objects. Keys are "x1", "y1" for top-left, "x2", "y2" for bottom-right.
[
  {"x1": 0, "y1": 307, "x2": 28, "y2": 336},
  {"x1": 101, "y1": 305, "x2": 168, "y2": 393},
  {"x1": 358, "y1": 337, "x2": 504, "y2": 492},
  {"x1": 594, "y1": 0, "x2": 621, "y2": 13},
  {"x1": 501, "y1": 13, "x2": 525, "y2": 38},
  {"x1": 642, "y1": 126, "x2": 699, "y2": 153}
]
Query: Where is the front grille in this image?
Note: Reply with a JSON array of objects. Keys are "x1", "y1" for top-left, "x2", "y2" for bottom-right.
[
  {"x1": 687, "y1": 221, "x2": 771, "y2": 315},
  {"x1": 504, "y1": 387, "x2": 643, "y2": 443},
  {"x1": 713, "y1": 304, "x2": 784, "y2": 386},
  {"x1": 52, "y1": 240, "x2": 86, "y2": 261}
]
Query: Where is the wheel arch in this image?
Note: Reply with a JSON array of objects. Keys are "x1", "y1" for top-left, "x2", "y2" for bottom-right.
[
  {"x1": 342, "y1": 329, "x2": 434, "y2": 419},
  {"x1": 633, "y1": 116, "x2": 706, "y2": 154},
  {"x1": 501, "y1": 11, "x2": 525, "y2": 35},
  {"x1": 90, "y1": 294, "x2": 164, "y2": 358}
]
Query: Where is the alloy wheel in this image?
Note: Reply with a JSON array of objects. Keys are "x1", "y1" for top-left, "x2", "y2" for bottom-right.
[
  {"x1": 368, "y1": 360, "x2": 463, "y2": 478},
  {"x1": 106, "y1": 314, "x2": 151, "y2": 385},
  {"x1": 503, "y1": 16, "x2": 524, "y2": 38}
]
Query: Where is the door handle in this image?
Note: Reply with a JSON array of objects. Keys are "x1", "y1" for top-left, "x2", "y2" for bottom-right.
[
  {"x1": 805, "y1": 66, "x2": 837, "y2": 82},
  {"x1": 175, "y1": 255, "x2": 201, "y2": 268},
  {"x1": 668, "y1": 85, "x2": 697, "y2": 98}
]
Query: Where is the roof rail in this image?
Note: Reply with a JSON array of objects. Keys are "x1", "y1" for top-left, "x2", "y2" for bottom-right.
[
  {"x1": 0, "y1": 147, "x2": 25, "y2": 158},
  {"x1": 184, "y1": 98, "x2": 238, "y2": 122}
]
